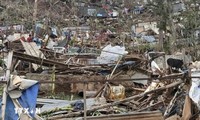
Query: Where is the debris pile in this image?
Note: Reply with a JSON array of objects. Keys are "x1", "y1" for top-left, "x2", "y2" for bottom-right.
[
  {"x1": 0, "y1": 0, "x2": 200, "y2": 120},
  {"x1": 1, "y1": 36, "x2": 199, "y2": 119}
]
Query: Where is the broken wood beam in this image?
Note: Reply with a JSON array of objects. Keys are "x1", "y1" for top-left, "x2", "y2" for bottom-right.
[
  {"x1": 87, "y1": 80, "x2": 183, "y2": 113},
  {"x1": 13, "y1": 51, "x2": 69, "y2": 68},
  {"x1": 47, "y1": 80, "x2": 184, "y2": 119},
  {"x1": 78, "y1": 91, "x2": 97, "y2": 98},
  {"x1": 32, "y1": 76, "x2": 184, "y2": 84},
  {"x1": 48, "y1": 111, "x2": 163, "y2": 120},
  {"x1": 132, "y1": 87, "x2": 146, "y2": 92},
  {"x1": 137, "y1": 101, "x2": 163, "y2": 112},
  {"x1": 85, "y1": 111, "x2": 163, "y2": 120},
  {"x1": 40, "y1": 48, "x2": 98, "y2": 59}
]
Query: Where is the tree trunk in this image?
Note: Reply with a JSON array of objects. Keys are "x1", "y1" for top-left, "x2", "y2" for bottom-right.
[
  {"x1": 33, "y1": 0, "x2": 38, "y2": 37},
  {"x1": 158, "y1": 29, "x2": 164, "y2": 51},
  {"x1": 168, "y1": 0, "x2": 176, "y2": 54}
]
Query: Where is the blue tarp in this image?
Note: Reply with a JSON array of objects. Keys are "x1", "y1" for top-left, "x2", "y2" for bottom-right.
[{"x1": 4, "y1": 83, "x2": 39, "y2": 120}]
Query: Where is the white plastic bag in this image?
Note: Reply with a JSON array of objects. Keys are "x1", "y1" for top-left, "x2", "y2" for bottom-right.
[
  {"x1": 189, "y1": 70, "x2": 200, "y2": 108},
  {"x1": 97, "y1": 44, "x2": 128, "y2": 64}
]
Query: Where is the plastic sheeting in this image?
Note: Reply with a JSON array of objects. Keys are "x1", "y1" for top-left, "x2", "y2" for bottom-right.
[
  {"x1": 151, "y1": 61, "x2": 161, "y2": 74},
  {"x1": 97, "y1": 44, "x2": 128, "y2": 64},
  {"x1": 189, "y1": 70, "x2": 200, "y2": 108},
  {"x1": 51, "y1": 27, "x2": 58, "y2": 37},
  {"x1": 142, "y1": 36, "x2": 156, "y2": 43},
  {"x1": 4, "y1": 83, "x2": 39, "y2": 120},
  {"x1": 46, "y1": 39, "x2": 58, "y2": 49}
]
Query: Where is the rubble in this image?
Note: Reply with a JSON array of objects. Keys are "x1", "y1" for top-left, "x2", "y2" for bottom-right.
[
  {"x1": 1, "y1": 0, "x2": 200, "y2": 120},
  {"x1": 0, "y1": 53, "x2": 195, "y2": 119},
  {"x1": 1, "y1": 43, "x2": 198, "y2": 119}
]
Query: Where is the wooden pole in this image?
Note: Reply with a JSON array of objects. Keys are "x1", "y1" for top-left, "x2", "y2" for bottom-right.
[
  {"x1": 51, "y1": 65, "x2": 55, "y2": 94},
  {"x1": 181, "y1": 67, "x2": 192, "y2": 119},
  {"x1": 108, "y1": 56, "x2": 122, "y2": 79},
  {"x1": 168, "y1": 0, "x2": 176, "y2": 53},
  {"x1": 33, "y1": 0, "x2": 38, "y2": 37},
  {"x1": 158, "y1": 29, "x2": 164, "y2": 51},
  {"x1": 29, "y1": 62, "x2": 32, "y2": 73},
  {"x1": 83, "y1": 81, "x2": 87, "y2": 120},
  {"x1": 137, "y1": 101, "x2": 163, "y2": 112}
]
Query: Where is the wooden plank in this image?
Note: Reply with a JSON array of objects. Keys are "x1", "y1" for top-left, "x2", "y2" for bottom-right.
[
  {"x1": 48, "y1": 111, "x2": 163, "y2": 120},
  {"x1": 22, "y1": 41, "x2": 35, "y2": 57},
  {"x1": 21, "y1": 41, "x2": 39, "y2": 70},
  {"x1": 40, "y1": 48, "x2": 98, "y2": 59},
  {"x1": 37, "y1": 98, "x2": 70, "y2": 104},
  {"x1": 30, "y1": 42, "x2": 46, "y2": 70},
  {"x1": 30, "y1": 42, "x2": 45, "y2": 58},
  {"x1": 21, "y1": 41, "x2": 32, "y2": 55},
  {"x1": 86, "y1": 111, "x2": 163, "y2": 120},
  {"x1": 27, "y1": 42, "x2": 40, "y2": 70},
  {"x1": 20, "y1": 40, "x2": 45, "y2": 58},
  {"x1": 13, "y1": 51, "x2": 68, "y2": 68},
  {"x1": 21, "y1": 40, "x2": 46, "y2": 70},
  {"x1": 83, "y1": 82, "x2": 87, "y2": 120},
  {"x1": 25, "y1": 42, "x2": 38, "y2": 57}
]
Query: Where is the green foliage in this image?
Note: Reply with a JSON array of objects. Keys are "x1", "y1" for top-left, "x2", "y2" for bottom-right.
[
  {"x1": 181, "y1": 10, "x2": 200, "y2": 38},
  {"x1": 137, "y1": 43, "x2": 156, "y2": 53},
  {"x1": 0, "y1": 59, "x2": 4, "y2": 66},
  {"x1": 0, "y1": 85, "x2": 4, "y2": 96},
  {"x1": 163, "y1": 39, "x2": 171, "y2": 54},
  {"x1": 147, "y1": 0, "x2": 169, "y2": 31}
]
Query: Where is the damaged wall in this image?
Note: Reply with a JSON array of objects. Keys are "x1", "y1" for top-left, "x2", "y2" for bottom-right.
[{"x1": 25, "y1": 73, "x2": 106, "y2": 94}]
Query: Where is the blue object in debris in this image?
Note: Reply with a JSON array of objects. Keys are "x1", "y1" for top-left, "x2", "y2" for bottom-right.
[
  {"x1": 142, "y1": 36, "x2": 156, "y2": 43},
  {"x1": 4, "y1": 83, "x2": 39, "y2": 120},
  {"x1": 74, "y1": 101, "x2": 84, "y2": 111},
  {"x1": 33, "y1": 37, "x2": 42, "y2": 46}
]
